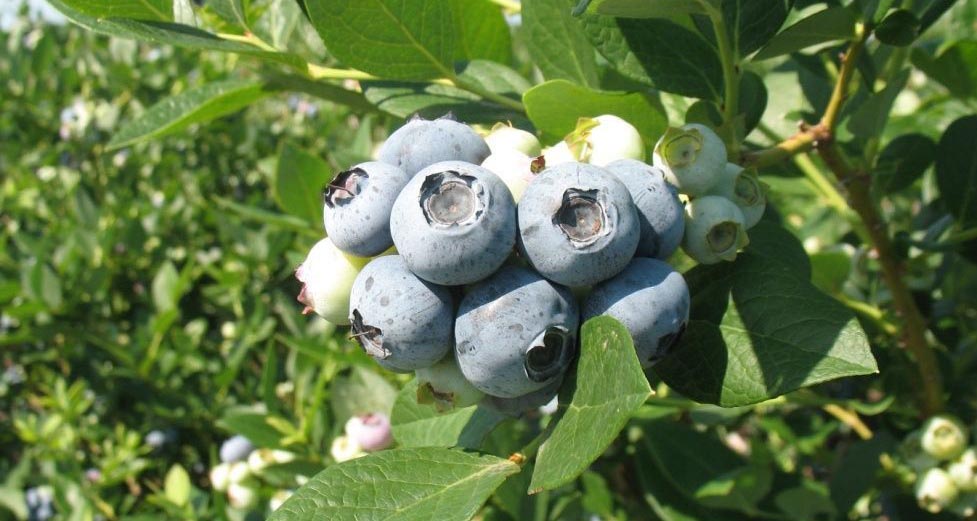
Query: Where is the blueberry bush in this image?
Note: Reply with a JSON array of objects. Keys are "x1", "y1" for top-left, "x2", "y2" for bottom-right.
[{"x1": 4, "y1": 0, "x2": 977, "y2": 519}]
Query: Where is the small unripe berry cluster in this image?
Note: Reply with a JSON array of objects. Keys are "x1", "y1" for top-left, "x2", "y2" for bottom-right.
[
  {"x1": 209, "y1": 435, "x2": 297, "y2": 510},
  {"x1": 897, "y1": 415, "x2": 977, "y2": 516}
]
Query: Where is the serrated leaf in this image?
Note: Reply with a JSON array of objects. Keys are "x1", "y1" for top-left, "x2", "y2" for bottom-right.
[
  {"x1": 753, "y1": 7, "x2": 857, "y2": 61},
  {"x1": 873, "y1": 133, "x2": 936, "y2": 194},
  {"x1": 47, "y1": 0, "x2": 303, "y2": 67},
  {"x1": 529, "y1": 316, "x2": 652, "y2": 493},
  {"x1": 523, "y1": 0, "x2": 600, "y2": 87},
  {"x1": 910, "y1": 40, "x2": 977, "y2": 100},
  {"x1": 936, "y1": 115, "x2": 977, "y2": 226},
  {"x1": 580, "y1": 14, "x2": 724, "y2": 99},
  {"x1": 275, "y1": 142, "x2": 332, "y2": 224},
  {"x1": 391, "y1": 379, "x2": 506, "y2": 449},
  {"x1": 109, "y1": 80, "x2": 270, "y2": 150},
  {"x1": 523, "y1": 79, "x2": 667, "y2": 146},
  {"x1": 306, "y1": 0, "x2": 456, "y2": 80},
  {"x1": 655, "y1": 224, "x2": 877, "y2": 407},
  {"x1": 269, "y1": 448, "x2": 519, "y2": 521},
  {"x1": 57, "y1": 0, "x2": 173, "y2": 21},
  {"x1": 452, "y1": 0, "x2": 512, "y2": 64},
  {"x1": 573, "y1": 0, "x2": 709, "y2": 18}
]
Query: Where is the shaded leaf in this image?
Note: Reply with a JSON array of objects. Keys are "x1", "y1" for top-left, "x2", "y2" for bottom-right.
[
  {"x1": 875, "y1": 8, "x2": 920, "y2": 46},
  {"x1": 391, "y1": 379, "x2": 506, "y2": 449},
  {"x1": 275, "y1": 142, "x2": 332, "y2": 224},
  {"x1": 873, "y1": 133, "x2": 936, "y2": 194},
  {"x1": 936, "y1": 115, "x2": 977, "y2": 226},
  {"x1": 910, "y1": 40, "x2": 977, "y2": 100},
  {"x1": 572, "y1": 0, "x2": 709, "y2": 18},
  {"x1": 753, "y1": 7, "x2": 857, "y2": 61}
]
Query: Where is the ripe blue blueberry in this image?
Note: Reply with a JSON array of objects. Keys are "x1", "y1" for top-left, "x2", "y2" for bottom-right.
[
  {"x1": 705, "y1": 163, "x2": 767, "y2": 229},
  {"x1": 348, "y1": 255, "x2": 454, "y2": 372},
  {"x1": 25, "y1": 486, "x2": 54, "y2": 521},
  {"x1": 390, "y1": 161, "x2": 517, "y2": 285},
  {"x1": 323, "y1": 161, "x2": 411, "y2": 256},
  {"x1": 517, "y1": 162, "x2": 640, "y2": 287},
  {"x1": 583, "y1": 258, "x2": 690, "y2": 367},
  {"x1": 378, "y1": 115, "x2": 491, "y2": 177},
  {"x1": 220, "y1": 435, "x2": 255, "y2": 463},
  {"x1": 604, "y1": 159, "x2": 685, "y2": 260},
  {"x1": 653, "y1": 123, "x2": 726, "y2": 197},
  {"x1": 682, "y1": 195, "x2": 750, "y2": 264},
  {"x1": 455, "y1": 266, "x2": 578, "y2": 398}
]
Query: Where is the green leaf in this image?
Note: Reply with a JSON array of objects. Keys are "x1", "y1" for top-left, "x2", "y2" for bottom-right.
[
  {"x1": 163, "y1": 464, "x2": 191, "y2": 507},
  {"x1": 738, "y1": 70, "x2": 768, "y2": 134},
  {"x1": 847, "y1": 69, "x2": 909, "y2": 138},
  {"x1": 57, "y1": 0, "x2": 174, "y2": 21},
  {"x1": 910, "y1": 40, "x2": 977, "y2": 100},
  {"x1": 829, "y1": 433, "x2": 895, "y2": 515},
  {"x1": 217, "y1": 406, "x2": 285, "y2": 448},
  {"x1": 809, "y1": 251, "x2": 852, "y2": 295},
  {"x1": 873, "y1": 133, "x2": 936, "y2": 194},
  {"x1": 874, "y1": 8, "x2": 920, "y2": 47},
  {"x1": 268, "y1": 448, "x2": 519, "y2": 521},
  {"x1": 580, "y1": 14, "x2": 724, "y2": 99},
  {"x1": 774, "y1": 482, "x2": 836, "y2": 521},
  {"x1": 151, "y1": 261, "x2": 180, "y2": 312},
  {"x1": 109, "y1": 80, "x2": 270, "y2": 150},
  {"x1": 523, "y1": 0, "x2": 601, "y2": 87},
  {"x1": 329, "y1": 367, "x2": 398, "y2": 427},
  {"x1": 47, "y1": 0, "x2": 303, "y2": 67},
  {"x1": 523, "y1": 79, "x2": 668, "y2": 146},
  {"x1": 753, "y1": 7, "x2": 857, "y2": 61},
  {"x1": 208, "y1": 0, "x2": 249, "y2": 28},
  {"x1": 306, "y1": 0, "x2": 456, "y2": 80},
  {"x1": 265, "y1": 74, "x2": 375, "y2": 113},
  {"x1": 274, "y1": 142, "x2": 332, "y2": 224},
  {"x1": 452, "y1": 0, "x2": 512, "y2": 64},
  {"x1": 390, "y1": 379, "x2": 506, "y2": 449},
  {"x1": 639, "y1": 420, "x2": 771, "y2": 515},
  {"x1": 722, "y1": 0, "x2": 790, "y2": 57},
  {"x1": 529, "y1": 316, "x2": 652, "y2": 493},
  {"x1": 655, "y1": 223, "x2": 878, "y2": 407},
  {"x1": 936, "y1": 115, "x2": 977, "y2": 227},
  {"x1": 573, "y1": 0, "x2": 710, "y2": 18}
]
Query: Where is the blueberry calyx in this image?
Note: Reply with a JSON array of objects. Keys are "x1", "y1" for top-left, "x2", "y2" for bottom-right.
[
  {"x1": 525, "y1": 326, "x2": 572, "y2": 382},
  {"x1": 657, "y1": 126, "x2": 703, "y2": 168},
  {"x1": 419, "y1": 171, "x2": 484, "y2": 227},
  {"x1": 350, "y1": 309, "x2": 388, "y2": 359},
  {"x1": 707, "y1": 221, "x2": 743, "y2": 256},
  {"x1": 324, "y1": 168, "x2": 367, "y2": 208},
  {"x1": 555, "y1": 189, "x2": 606, "y2": 245}
]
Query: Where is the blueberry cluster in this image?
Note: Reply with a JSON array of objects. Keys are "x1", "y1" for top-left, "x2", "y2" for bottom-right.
[
  {"x1": 897, "y1": 416, "x2": 977, "y2": 516},
  {"x1": 296, "y1": 115, "x2": 760, "y2": 415}
]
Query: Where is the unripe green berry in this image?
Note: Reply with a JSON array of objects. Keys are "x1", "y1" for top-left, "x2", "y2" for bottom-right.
[
  {"x1": 921, "y1": 415, "x2": 969, "y2": 461},
  {"x1": 653, "y1": 123, "x2": 726, "y2": 197},
  {"x1": 481, "y1": 149, "x2": 537, "y2": 202},
  {"x1": 682, "y1": 195, "x2": 750, "y2": 264},
  {"x1": 541, "y1": 140, "x2": 576, "y2": 167},
  {"x1": 295, "y1": 238, "x2": 370, "y2": 325},
  {"x1": 485, "y1": 123, "x2": 541, "y2": 156},
  {"x1": 948, "y1": 448, "x2": 977, "y2": 492},
  {"x1": 916, "y1": 467, "x2": 959, "y2": 514},
  {"x1": 899, "y1": 429, "x2": 941, "y2": 472},
  {"x1": 415, "y1": 354, "x2": 485, "y2": 412},
  {"x1": 706, "y1": 163, "x2": 767, "y2": 229},
  {"x1": 568, "y1": 115, "x2": 644, "y2": 166}
]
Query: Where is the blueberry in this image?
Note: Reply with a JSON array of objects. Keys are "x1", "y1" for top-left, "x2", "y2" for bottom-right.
[
  {"x1": 344, "y1": 413, "x2": 393, "y2": 452},
  {"x1": 681, "y1": 195, "x2": 749, "y2": 265},
  {"x1": 25, "y1": 486, "x2": 54, "y2": 521},
  {"x1": 705, "y1": 163, "x2": 767, "y2": 229},
  {"x1": 517, "y1": 162, "x2": 640, "y2": 287},
  {"x1": 295, "y1": 238, "x2": 370, "y2": 325},
  {"x1": 455, "y1": 266, "x2": 578, "y2": 398},
  {"x1": 390, "y1": 161, "x2": 516, "y2": 285},
  {"x1": 481, "y1": 149, "x2": 540, "y2": 202},
  {"x1": 948, "y1": 448, "x2": 977, "y2": 492},
  {"x1": 921, "y1": 415, "x2": 968, "y2": 461},
  {"x1": 415, "y1": 353, "x2": 485, "y2": 411},
  {"x1": 323, "y1": 161, "x2": 411, "y2": 256},
  {"x1": 916, "y1": 468, "x2": 959, "y2": 514},
  {"x1": 604, "y1": 159, "x2": 685, "y2": 260},
  {"x1": 485, "y1": 123, "x2": 541, "y2": 156},
  {"x1": 583, "y1": 258, "x2": 690, "y2": 367},
  {"x1": 378, "y1": 115, "x2": 491, "y2": 177},
  {"x1": 220, "y1": 435, "x2": 255, "y2": 463},
  {"x1": 481, "y1": 376, "x2": 564, "y2": 418},
  {"x1": 653, "y1": 123, "x2": 726, "y2": 197},
  {"x1": 569, "y1": 115, "x2": 644, "y2": 167},
  {"x1": 540, "y1": 140, "x2": 576, "y2": 167},
  {"x1": 348, "y1": 255, "x2": 454, "y2": 372}
]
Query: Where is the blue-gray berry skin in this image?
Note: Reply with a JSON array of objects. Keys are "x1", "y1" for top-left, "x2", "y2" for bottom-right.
[
  {"x1": 481, "y1": 376, "x2": 563, "y2": 417},
  {"x1": 455, "y1": 266, "x2": 578, "y2": 398},
  {"x1": 220, "y1": 435, "x2": 254, "y2": 463},
  {"x1": 323, "y1": 161, "x2": 411, "y2": 256},
  {"x1": 584, "y1": 258, "x2": 690, "y2": 367},
  {"x1": 517, "y1": 162, "x2": 640, "y2": 287},
  {"x1": 378, "y1": 116, "x2": 491, "y2": 177},
  {"x1": 604, "y1": 159, "x2": 685, "y2": 260},
  {"x1": 390, "y1": 161, "x2": 517, "y2": 286},
  {"x1": 348, "y1": 255, "x2": 454, "y2": 372}
]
